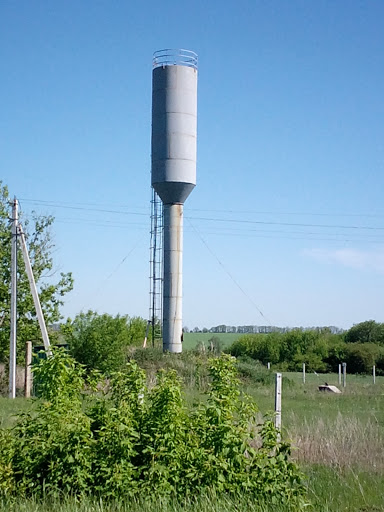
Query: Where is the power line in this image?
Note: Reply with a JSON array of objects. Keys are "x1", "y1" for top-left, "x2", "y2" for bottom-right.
[
  {"x1": 187, "y1": 224, "x2": 384, "y2": 239},
  {"x1": 20, "y1": 196, "x2": 384, "y2": 222},
  {"x1": 55, "y1": 217, "x2": 148, "y2": 228},
  {"x1": 186, "y1": 215, "x2": 384, "y2": 231},
  {"x1": 186, "y1": 207, "x2": 384, "y2": 219},
  {"x1": 19, "y1": 197, "x2": 384, "y2": 241},
  {"x1": 190, "y1": 231, "x2": 384, "y2": 244},
  {"x1": 79, "y1": 235, "x2": 147, "y2": 311},
  {"x1": 19, "y1": 196, "x2": 384, "y2": 219},
  {"x1": 19, "y1": 198, "x2": 149, "y2": 217},
  {"x1": 186, "y1": 218, "x2": 272, "y2": 324}
]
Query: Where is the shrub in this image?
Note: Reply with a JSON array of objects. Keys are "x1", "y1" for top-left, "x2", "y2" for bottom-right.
[
  {"x1": 63, "y1": 311, "x2": 148, "y2": 374},
  {"x1": 8, "y1": 348, "x2": 94, "y2": 496},
  {"x1": 0, "y1": 351, "x2": 306, "y2": 506},
  {"x1": 228, "y1": 333, "x2": 282, "y2": 364},
  {"x1": 236, "y1": 357, "x2": 275, "y2": 385},
  {"x1": 227, "y1": 329, "x2": 384, "y2": 374},
  {"x1": 344, "y1": 343, "x2": 384, "y2": 374}
]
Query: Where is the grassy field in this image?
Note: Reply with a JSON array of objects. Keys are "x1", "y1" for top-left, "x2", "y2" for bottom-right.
[
  {"x1": 1, "y1": 365, "x2": 384, "y2": 511},
  {"x1": 183, "y1": 332, "x2": 240, "y2": 350}
]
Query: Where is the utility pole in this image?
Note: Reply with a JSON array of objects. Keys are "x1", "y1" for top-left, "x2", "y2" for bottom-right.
[
  {"x1": 9, "y1": 198, "x2": 18, "y2": 399},
  {"x1": 18, "y1": 225, "x2": 51, "y2": 354}
]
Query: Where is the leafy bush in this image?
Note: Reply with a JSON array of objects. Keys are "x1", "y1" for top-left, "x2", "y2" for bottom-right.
[
  {"x1": 236, "y1": 357, "x2": 275, "y2": 385},
  {"x1": 62, "y1": 311, "x2": 148, "y2": 374},
  {"x1": 344, "y1": 343, "x2": 384, "y2": 374},
  {"x1": 0, "y1": 351, "x2": 306, "y2": 506},
  {"x1": 228, "y1": 333, "x2": 282, "y2": 364},
  {"x1": 7, "y1": 349, "x2": 94, "y2": 496},
  {"x1": 228, "y1": 328, "x2": 384, "y2": 374}
]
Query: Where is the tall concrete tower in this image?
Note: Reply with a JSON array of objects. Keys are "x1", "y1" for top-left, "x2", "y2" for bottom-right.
[{"x1": 151, "y1": 49, "x2": 198, "y2": 353}]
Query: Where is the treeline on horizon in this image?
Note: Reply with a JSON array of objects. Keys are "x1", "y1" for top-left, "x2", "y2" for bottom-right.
[
  {"x1": 184, "y1": 324, "x2": 344, "y2": 334},
  {"x1": 227, "y1": 320, "x2": 384, "y2": 375},
  {"x1": 60, "y1": 316, "x2": 384, "y2": 376},
  {"x1": 3, "y1": 312, "x2": 383, "y2": 378}
]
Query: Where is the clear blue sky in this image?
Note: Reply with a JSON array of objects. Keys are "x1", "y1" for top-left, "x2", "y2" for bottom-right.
[{"x1": 1, "y1": 0, "x2": 384, "y2": 329}]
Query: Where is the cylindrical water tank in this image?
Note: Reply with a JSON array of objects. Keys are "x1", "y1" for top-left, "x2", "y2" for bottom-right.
[{"x1": 151, "y1": 49, "x2": 198, "y2": 204}]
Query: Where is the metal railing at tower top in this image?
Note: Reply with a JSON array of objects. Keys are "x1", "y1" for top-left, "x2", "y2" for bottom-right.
[{"x1": 153, "y1": 49, "x2": 198, "y2": 69}]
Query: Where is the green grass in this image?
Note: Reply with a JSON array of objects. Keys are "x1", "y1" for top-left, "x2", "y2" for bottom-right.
[
  {"x1": 305, "y1": 465, "x2": 384, "y2": 511},
  {"x1": 0, "y1": 397, "x2": 32, "y2": 428},
  {"x1": 0, "y1": 496, "x2": 300, "y2": 512},
  {"x1": 183, "y1": 332, "x2": 240, "y2": 350},
  {"x1": 1, "y1": 366, "x2": 384, "y2": 510},
  {"x1": 246, "y1": 372, "x2": 384, "y2": 424},
  {"x1": 0, "y1": 473, "x2": 383, "y2": 512}
]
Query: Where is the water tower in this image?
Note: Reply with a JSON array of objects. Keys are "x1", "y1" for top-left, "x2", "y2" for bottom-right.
[{"x1": 151, "y1": 49, "x2": 198, "y2": 353}]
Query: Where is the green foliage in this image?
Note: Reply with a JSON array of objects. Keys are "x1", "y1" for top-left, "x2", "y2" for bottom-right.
[
  {"x1": 63, "y1": 311, "x2": 148, "y2": 374},
  {"x1": 345, "y1": 320, "x2": 384, "y2": 345},
  {"x1": 0, "y1": 351, "x2": 306, "y2": 506},
  {"x1": 236, "y1": 357, "x2": 275, "y2": 385},
  {"x1": 6, "y1": 348, "x2": 94, "y2": 495},
  {"x1": 344, "y1": 343, "x2": 384, "y2": 374},
  {"x1": 90, "y1": 362, "x2": 146, "y2": 497},
  {"x1": 207, "y1": 336, "x2": 223, "y2": 355},
  {"x1": 228, "y1": 327, "x2": 384, "y2": 375},
  {"x1": 0, "y1": 181, "x2": 73, "y2": 363},
  {"x1": 0, "y1": 430, "x2": 14, "y2": 496},
  {"x1": 228, "y1": 331, "x2": 333, "y2": 372}
]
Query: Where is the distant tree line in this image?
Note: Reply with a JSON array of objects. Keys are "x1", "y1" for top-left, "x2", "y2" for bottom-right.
[
  {"x1": 184, "y1": 324, "x2": 344, "y2": 335},
  {"x1": 227, "y1": 320, "x2": 384, "y2": 375}
]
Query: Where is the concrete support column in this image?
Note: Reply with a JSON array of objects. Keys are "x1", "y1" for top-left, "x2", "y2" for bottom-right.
[{"x1": 163, "y1": 203, "x2": 183, "y2": 353}]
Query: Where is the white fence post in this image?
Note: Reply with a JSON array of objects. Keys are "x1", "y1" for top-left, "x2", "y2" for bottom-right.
[
  {"x1": 275, "y1": 372, "x2": 282, "y2": 441},
  {"x1": 24, "y1": 341, "x2": 32, "y2": 398},
  {"x1": 373, "y1": 365, "x2": 376, "y2": 385},
  {"x1": 302, "y1": 363, "x2": 306, "y2": 384},
  {"x1": 338, "y1": 364, "x2": 342, "y2": 385},
  {"x1": 267, "y1": 362, "x2": 271, "y2": 370},
  {"x1": 342, "y1": 362, "x2": 347, "y2": 388}
]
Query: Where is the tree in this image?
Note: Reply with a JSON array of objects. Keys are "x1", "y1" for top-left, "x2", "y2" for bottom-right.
[
  {"x1": 344, "y1": 343, "x2": 384, "y2": 374},
  {"x1": 63, "y1": 310, "x2": 148, "y2": 373},
  {"x1": 0, "y1": 182, "x2": 73, "y2": 362},
  {"x1": 345, "y1": 320, "x2": 384, "y2": 345}
]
